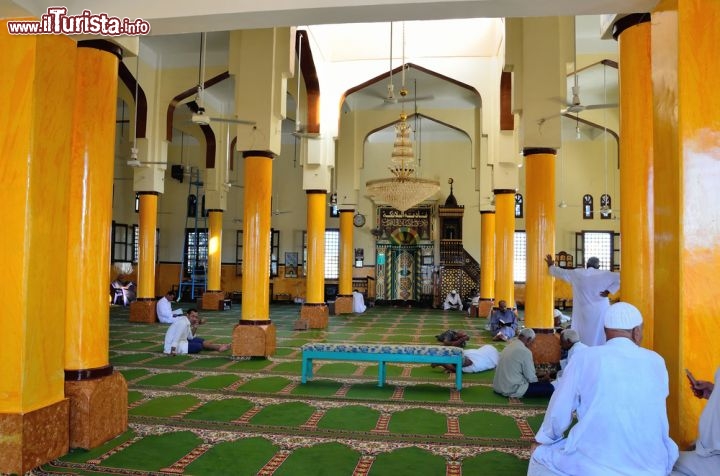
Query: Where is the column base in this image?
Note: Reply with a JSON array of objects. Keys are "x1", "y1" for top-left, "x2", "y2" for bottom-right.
[
  {"x1": 201, "y1": 291, "x2": 226, "y2": 311},
  {"x1": 0, "y1": 399, "x2": 69, "y2": 474},
  {"x1": 334, "y1": 295, "x2": 353, "y2": 315},
  {"x1": 528, "y1": 330, "x2": 561, "y2": 377},
  {"x1": 477, "y1": 299, "x2": 494, "y2": 318},
  {"x1": 300, "y1": 303, "x2": 329, "y2": 328},
  {"x1": 129, "y1": 299, "x2": 156, "y2": 323},
  {"x1": 64, "y1": 371, "x2": 128, "y2": 449},
  {"x1": 232, "y1": 322, "x2": 276, "y2": 357}
]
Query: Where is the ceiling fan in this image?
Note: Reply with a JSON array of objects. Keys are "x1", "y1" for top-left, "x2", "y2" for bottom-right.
[
  {"x1": 560, "y1": 19, "x2": 617, "y2": 115},
  {"x1": 191, "y1": 32, "x2": 256, "y2": 127}
]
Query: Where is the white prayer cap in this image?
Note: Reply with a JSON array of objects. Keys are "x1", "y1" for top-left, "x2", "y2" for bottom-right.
[
  {"x1": 553, "y1": 309, "x2": 562, "y2": 318},
  {"x1": 603, "y1": 302, "x2": 643, "y2": 330},
  {"x1": 451, "y1": 290, "x2": 457, "y2": 294}
]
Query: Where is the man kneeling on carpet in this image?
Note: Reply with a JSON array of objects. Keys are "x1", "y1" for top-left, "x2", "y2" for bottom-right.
[
  {"x1": 163, "y1": 308, "x2": 230, "y2": 355},
  {"x1": 433, "y1": 344, "x2": 500, "y2": 374}
]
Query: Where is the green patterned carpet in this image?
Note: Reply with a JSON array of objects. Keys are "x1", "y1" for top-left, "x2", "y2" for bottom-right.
[{"x1": 39, "y1": 303, "x2": 548, "y2": 475}]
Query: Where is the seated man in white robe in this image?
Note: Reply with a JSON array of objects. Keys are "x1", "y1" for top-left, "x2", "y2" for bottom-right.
[
  {"x1": 530, "y1": 302, "x2": 678, "y2": 476},
  {"x1": 553, "y1": 308, "x2": 571, "y2": 330},
  {"x1": 156, "y1": 290, "x2": 184, "y2": 324},
  {"x1": 553, "y1": 328, "x2": 587, "y2": 383},
  {"x1": 672, "y1": 366, "x2": 720, "y2": 476},
  {"x1": 489, "y1": 300, "x2": 518, "y2": 341},
  {"x1": 163, "y1": 308, "x2": 229, "y2": 355},
  {"x1": 352, "y1": 289, "x2": 367, "y2": 313},
  {"x1": 443, "y1": 290, "x2": 463, "y2": 311}
]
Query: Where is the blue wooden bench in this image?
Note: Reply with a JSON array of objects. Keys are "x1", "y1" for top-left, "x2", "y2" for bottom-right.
[{"x1": 300, "y1": 343, "x2": 464, "y2": 390}]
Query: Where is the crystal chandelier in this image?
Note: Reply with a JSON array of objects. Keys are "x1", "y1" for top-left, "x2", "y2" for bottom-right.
[{"x1": 366, "y1": 112, "x2": 440, "y2": 212}]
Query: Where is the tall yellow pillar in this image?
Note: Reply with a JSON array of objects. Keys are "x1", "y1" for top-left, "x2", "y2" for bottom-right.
[
  {"x1": 335, "y1": 208, "x2": 355, "y2": 315},
  {"x1": 202, "y1": 209, "x2": 226, "y2": 311},
  {"x1": 614, "y1": 16, "x2": 655, "y2": 349},
  {"x1": 523, "y1": 149, "x2": 560, "y2": 366},
  {"x1": 64, "y1": 41, "x2": 128, "y2": 450},
  {"x1": 129, "y1": 192, "x2": 158, "y2": 323},
  {"x1": 524, "y1": 149, "x2": 556, "y2": 330},
  {"x1": 651, "y1": 0, "x2": 720, "y2": 445},
  {"x1": 478, "y1": 211, "x2": 496, "y2": 317},
  {"x1": 0, "y1": 24, "x2": 74, "y2": 474},
  {"x1": 494, "y1": 190, "x2": 516, "y2": 308},
  {"x1": 233, "y1": 152, "x2": 276, "y2": 357},
  {"x1": 301, "y1": 190, "x2": 329, "y2": 327}
]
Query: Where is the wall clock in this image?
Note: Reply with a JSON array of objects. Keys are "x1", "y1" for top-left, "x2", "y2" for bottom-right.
[{"x1": 353, "y1": 213, "x2": 366, "y2": 227}]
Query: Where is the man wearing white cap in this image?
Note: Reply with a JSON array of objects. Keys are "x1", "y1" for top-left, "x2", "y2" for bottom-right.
[
  {"x1": 443, "y1": 290, "x2": 463, "y2": 311},
  {"x1": 545, "y1": 254, "x2": 620, "y2": 346},
  {"x1": 529, "y1": 302, "x2": 678, "y2": 476}
]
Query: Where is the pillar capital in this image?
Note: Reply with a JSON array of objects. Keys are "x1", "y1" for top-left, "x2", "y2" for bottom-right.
[
  {"x1": 523, "y1": 147, "x2": 556, "y2": 156},
  {"x1": 612, "y1": 13, "x2": 651, "y2": 40},
  {"x1": 242, "y1": 150, "x2": 276, "y2": 159}
]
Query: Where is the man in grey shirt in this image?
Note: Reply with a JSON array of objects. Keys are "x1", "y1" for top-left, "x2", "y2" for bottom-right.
[{"x1": 493, "y1": 328, "x2": 554, "y2": 398}]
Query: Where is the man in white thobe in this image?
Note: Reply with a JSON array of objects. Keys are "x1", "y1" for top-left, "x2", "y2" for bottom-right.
[
  {"x1": 529, "y1": 302, "x2": 678, "y2": 476},
  {"x1": 545, "y1": 254, "x2": 620, "y2": 346},
  {"x1": 443, "y1": 290, "x2": 463, "y2": 311},
  {"x1": 433, "y1": 344, "x2": 499, "y2": 374},
  {"x1": 352, "y1": 290, "x2": 367, "y2": 313},
  {"x1": 157, "y1": 290, "x2": 183, "y2": 324},
  {"x1": 672, "y1": 366, "x2": 720, "y2": 476},
  {"x1": 553, "y1": 329, "x2": 587, "y2": 382}
]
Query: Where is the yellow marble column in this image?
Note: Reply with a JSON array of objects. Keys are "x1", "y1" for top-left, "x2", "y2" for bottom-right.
[
  {"x1": 494, "y1": 190, "x2": 516, "y2": 308},
  {"x1": 651, "y1": 0, "x2": 720, "y2": 445},
  {"x1": 301, "y1": 190, "x2": 329, "y2": 327},
  {"x1": 233, "y1": 152, "x2": 276, "y2": 356},
  {"x1": 614, "y1": 15, "x2": 655, "y2": 349},
  {"x1": 0, "y1": 24, "x2": 74, "y2": 474},
  {"x1": 202, "y1": 209, "x2": 226, "y2": 311},
  {"x1": 524, "y1": 149, "x2": 556, "y2": 330},
  {"x1": 478, "y1": 211, "x2": 496, "y2": 317},
  {"x1": 523, "y1": 149, "x2": 560, "y2": 365},
  {"x1": 335, "y1": 208, "x2": 354, "y2": 314},
  {"x1": 129, "y1": 192, "x2": 158, "y2": 323},
  {"x1": 64, "y1": 40, "x2": 128, "y2": 450}
]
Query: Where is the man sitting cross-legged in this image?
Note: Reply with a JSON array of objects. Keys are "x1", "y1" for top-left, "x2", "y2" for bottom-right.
[
  {"x1": 492, "y1": 328, "x2": 555, "y2": 399},
  {"x1": 488, "y1": 299, "x2": 518, "y2": 341},
  {"x1": 529, "y1": 302, "x2": 678, "y2": 475}
]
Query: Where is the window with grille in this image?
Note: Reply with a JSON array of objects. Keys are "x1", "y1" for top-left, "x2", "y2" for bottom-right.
[
  {"x1": 184, "y1": 228, "x2": 208, "y2": 276},
  {"x1": 131, "y1": 225, "x2": 159, "y2": 264},
  {"x1": 111, "y1": 222, "x2": 133, "y2": 263},
  {"x1": 514, "y1": 230, "x2": 526, "y2": 283},
  {"x1": 234, "y1": 229, "x2": 280, "y2": 276},
  {"x1": 236, "y1": 230, "x2": 242, "y2": 276},
  {"x1": 576, "y1": 231, "x2": 614, "y2": 270},
  {"x1": 302, "y1": 230, "x2": 340, "y2": 279},
  {"x1": 270, "y1": 229, "x2": 279, "y2": 277},
  {"x1": 325, "y1": 229, "x2": 340, "y2": 279},
  {"x1": 515, "y1": 193, "x2": 524, "y2": 218}
]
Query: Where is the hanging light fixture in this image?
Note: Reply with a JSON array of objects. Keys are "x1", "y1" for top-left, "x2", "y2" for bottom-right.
[
  {"x1": 365, "y1": 22, "x2": 440, "y2": 213},
  {"x1": 600, "y1": 63, "x2": 612, "y2": 215}
]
